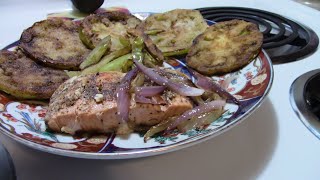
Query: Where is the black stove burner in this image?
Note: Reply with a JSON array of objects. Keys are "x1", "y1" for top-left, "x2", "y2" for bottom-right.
[
  {"x1": 196, "y1": 7, "x2": 319, "y2": 64},
  {"x1": 290, "y1": 69, "x2": 320, "y2": 140},
  {"x1": 304, "y1": 72, "x2": 320, "y2": 118}
]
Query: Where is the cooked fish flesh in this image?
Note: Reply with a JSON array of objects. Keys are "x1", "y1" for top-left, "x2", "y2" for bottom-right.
[
  {"x1": 142, "y1": 9, "x2": 208, "y2": 54},
  {"x1": 80, "y1": 11, "x2": 141, "y2": 51},
  {"x1": 19, "y1": 18, "x2": 90, "y2": 70},
  {"x1": 186, "y1": 19, "x2": 263, "y2": 75},
  {"x1": 0, "y1": 50, "x2": 69, "y2": 99},
  {"x1": 45, "y1": 72, "x2": 193, "y2": 135}
]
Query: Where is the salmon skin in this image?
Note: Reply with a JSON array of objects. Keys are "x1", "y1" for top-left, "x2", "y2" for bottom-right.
[{"x1": 45, "y1": 71, "x2": 193, "y2": 135}]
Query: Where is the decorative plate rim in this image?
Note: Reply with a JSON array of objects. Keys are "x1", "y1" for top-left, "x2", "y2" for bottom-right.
[
  {"x1": 0, "y1": 10, "x2": 274, "y2": 159},
  {"x1": 0, "y1": 49, "x2": 273, "y2": 159}
]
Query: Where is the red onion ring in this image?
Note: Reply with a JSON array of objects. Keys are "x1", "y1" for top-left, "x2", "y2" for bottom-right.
[
  {"x1": 167, "y1": 100, "x2": 226, "y2": 131},
  {"x1": 135, "y1": 94, "x2": 154, "y2": 104},
  {"x1": 188, "y1": 68, "x2": 239, "y2": 104},
  {"x1": 116, "y1": 67, "x2": 139, "y2": 123},
  {"x1": 135, "y1": 94, "x2": 166, "y2": 105},
  {"x1": 135, "y1": 86, "x2": 165, "y2": 97},
  {"x1": 134, "y1": 60, "x2": 204, "y2": 96}
]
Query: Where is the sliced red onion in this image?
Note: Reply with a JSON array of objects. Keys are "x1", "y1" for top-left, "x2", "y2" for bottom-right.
[
  {"x1": 134, "y1": 60, "x2": 204, "y2": 96},
  {"x1": 135, "y1": 86, "x2": 165, "y2": 97},
  {"x1": 116, "y1": 67, "x2": 139, "y2": 123},
  {"x1": 167, "y1": 100, "x2": 226, "y2": 131},
  {"x1": 188, "y1": 68, "x2": 239, "y2": 104},
  {"x1": 135, "y1": 94, "x2": 166, "y2": 105},
  {"x1": 221, "y1": 74, "x2": 238, "y2": 89},
  {"x1": 135, "y1": 94, "x2": 154, "y2": 104}
]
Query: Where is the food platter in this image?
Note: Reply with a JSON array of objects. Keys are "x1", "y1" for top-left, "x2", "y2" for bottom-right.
[{"x1": 0, "y1": 11, "x2": 273, "y2": 159}]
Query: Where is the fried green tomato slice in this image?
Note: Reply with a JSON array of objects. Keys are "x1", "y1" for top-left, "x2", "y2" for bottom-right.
[
  {"x1": 142, "y1": 9, "x2": 208, "y2": 54},
  {"x1": 80, "y1": 11, "x2": 141, "y2": 51},
  {"x1": 19, "y1": 18, "x2": 90, "y2": 70},
  {"x1": 0, "y1": 50, "x2": 69, "y2": 99},
  {"x1": 186, "y1": 19, "x2": 263, "y2": 75}
]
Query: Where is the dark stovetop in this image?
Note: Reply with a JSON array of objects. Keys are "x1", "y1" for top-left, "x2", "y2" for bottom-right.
[{"x1": 290, "y1": 70, "x2": 320, "y2": 140}]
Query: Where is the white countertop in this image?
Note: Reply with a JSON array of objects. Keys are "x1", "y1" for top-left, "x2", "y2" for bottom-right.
[{"x1": 1, "y1": 0, "x2": 320, "y2": 179}]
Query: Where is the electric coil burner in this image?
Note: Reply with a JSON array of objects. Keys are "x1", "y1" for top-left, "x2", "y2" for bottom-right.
[
  {"x1": 197, "y1": 7, "x2": 319, "y2": 64},
  {"x1": 290, "y1": 69, "x2": 320, "y2": 140}
]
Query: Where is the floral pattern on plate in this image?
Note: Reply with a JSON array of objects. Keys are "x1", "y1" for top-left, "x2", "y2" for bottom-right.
[{"x1": 0, "y1": 11, "x2": 273, "y2": 159}]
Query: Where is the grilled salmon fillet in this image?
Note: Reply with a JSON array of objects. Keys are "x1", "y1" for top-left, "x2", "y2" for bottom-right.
[{"x1": 45, "y1": 72, "x2": 193, "y2": 135}]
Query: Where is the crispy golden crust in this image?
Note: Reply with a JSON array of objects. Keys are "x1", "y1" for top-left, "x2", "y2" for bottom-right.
[
  {"x1": 186, "y1": 19, "x2": 263, "y2": 75},
  {"x1": 142, "y1": 9, "x2": 208, "y2": 53},
  {"x1": 80, "y1": 11, "x2": 141, "y2": 51},
  {"x1": 19, "y1": 18, "x2": 90, "y2": 70},
  {"x1": 0, "y1": 50, "x2": 69, "y2": 99}
]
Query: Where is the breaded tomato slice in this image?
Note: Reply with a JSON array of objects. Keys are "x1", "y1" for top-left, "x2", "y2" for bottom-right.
[
  {"x1": 186, "y1": 19, "x2": 263, "y2": 75},
  {"x1": 0, "y1": 50, "x2": 68, "y2": 99},
  {"x1": 80, "y1": 11, "x2": 141, "y2": 51},
  {"x1": 20, "y1": 18, "x2": 90, "y2": 70},
  {"x1": 142, "y1": 9, "x2": 208, "y2": 55}
]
